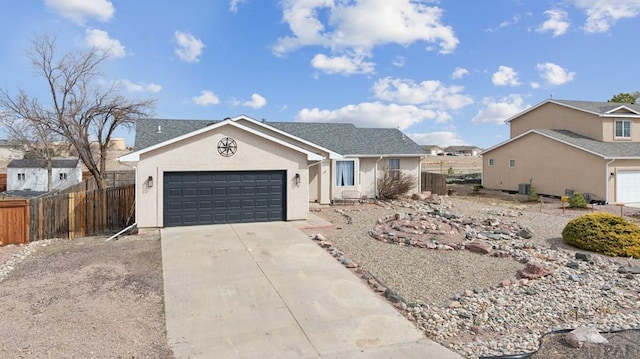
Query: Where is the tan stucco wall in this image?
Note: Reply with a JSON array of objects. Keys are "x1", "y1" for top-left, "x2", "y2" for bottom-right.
[
  {"x1": 510, "y1": 103, "x2": 605, "y2": 141},
  {"x1": 483, "y1": 133, "x2": 607, "y2": 200},
  {"x1": 135, "y1": 125, "x2": 309, "y2": 228}
]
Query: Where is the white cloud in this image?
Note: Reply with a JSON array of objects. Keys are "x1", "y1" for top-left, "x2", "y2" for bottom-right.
[
  {"x1": 392, "y1": 56, "x2": 405, "y2": 68},
  {"x1": 174, "y1": 31, "x2": 205, "y2": 63},
  {"x1": 229, "y1": 0, "x2": 246, "y2": 12},
  {"x1": 192, "y1": 90, "x2": 220, "y2": 106},
  {"x1": 570, "y1": 0, "x2": 640, "y2": 33},
  {"x1": 372, "y1": 77, "x2": 473, "y2": 111},
  {"x1": 45, "y1": 0, "x2": 114, "y2": 24},
  {"x1": 85, "y1": 29, "x2": 125, "y2": 58},
  {"x1": 408, "y1": 131, "x2": 467, "y2": 147},
  {"x1": 536, "y1": 9, "x2": 570, "y2": 37},
  {"x1": 118, "y1": 79, "x2": 162, "y2": 93},
  {"x1": 500, "y1": 15, "x2": 521, "y2": 28},
  {"x1": 273, "y1": 0, "x2": 458, "y2": 56},
  {"x1": 451, "y1": 67, "x2": 469, "y2": 79},
  {"x1": 530, "y1": 82, "x2": 541, "y2": 89},
  {"x1": 491, "y1": 66, "x2": 520, "y2": 86},
  {"x1": 311, "y1": 53, "x2": 375, "y2": 75},
  {"x1": 296, "y1": 102, "x2": 445, "y2": 130},
  {"x1": 242, "y1": 93, "x2": 267, "y2": 109},
  {"x1": 536, "y1": 62, "x2": 576, "y2": 85},
  {"x1": 471, "y1": 95, "x2": 529, "y2": 124}
]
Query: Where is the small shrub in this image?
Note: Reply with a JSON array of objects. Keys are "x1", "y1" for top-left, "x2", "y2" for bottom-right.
[
  {"x1": 562, "y1": 212, "x2": 640, "y2": 258},
  {"x1": 472, "y1": 184, "x2": 483, "y2": 194},
  {"x1": 569, "y1": 192, "x2": 588, "y2": 208},
  {"x1": 378, "y1": 167, "x2": 416, "y2": 200},
  {"x1": 527, "y1": 186, "x2": 539, "y2": 202},
  {"x1": 447, "y1": 166, "x2": 455, "y2": 176}
]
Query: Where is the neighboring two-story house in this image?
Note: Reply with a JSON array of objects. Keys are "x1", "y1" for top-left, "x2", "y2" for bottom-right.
[
  {"x1": 6, "y1": 159, "x2": 83, "y2": 192},
  {"x1": 482, "y1": 99, "x2": 640, "y2": 204}
]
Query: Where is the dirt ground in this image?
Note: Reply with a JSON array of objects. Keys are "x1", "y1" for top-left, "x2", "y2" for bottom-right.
[{"x1": 0, "y1": 233, "x2": 174, "y2": 359}]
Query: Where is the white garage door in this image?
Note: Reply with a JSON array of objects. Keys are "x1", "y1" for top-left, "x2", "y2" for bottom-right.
[{"x1": 617, "y1": 170, "x2": 640, "y2": 203}]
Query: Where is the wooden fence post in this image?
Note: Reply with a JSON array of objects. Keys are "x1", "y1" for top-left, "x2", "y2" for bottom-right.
[{"x1": 68, "y1": 192, "x2": 75, "y2": 239}]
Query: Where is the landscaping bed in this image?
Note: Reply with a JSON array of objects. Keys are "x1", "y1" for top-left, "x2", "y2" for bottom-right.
[{"x1": 305, "y1": 195, "x2": 640, "y2": 358}]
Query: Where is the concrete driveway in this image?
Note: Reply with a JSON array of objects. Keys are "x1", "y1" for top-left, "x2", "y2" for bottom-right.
[{"x1": 161, "y1": 221, "x2": 461, "y2": 359}]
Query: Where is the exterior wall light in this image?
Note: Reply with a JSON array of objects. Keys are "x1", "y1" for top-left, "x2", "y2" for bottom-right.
[
  {"x1": 294, "y1": 173, "x2": 301, "y2": 186},
  {"x1": 147, "y1": 175, "x2": 154, "y2": 187}
]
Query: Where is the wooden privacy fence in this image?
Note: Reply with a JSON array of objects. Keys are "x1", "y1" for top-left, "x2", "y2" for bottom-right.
[
  {"x1": 421, "y1": 172, "x2": 447, "y2": 195},
  {"x1": 0, "y1": 200, "x2": 29, "y2": 245},
  {"x1": 26, "y1": 184, "x2": 135, "y2": 243}
]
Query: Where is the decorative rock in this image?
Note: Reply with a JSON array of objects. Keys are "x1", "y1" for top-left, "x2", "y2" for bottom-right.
[
  {"x1": 394, "y1": 301, "x2": 408, "y2": 311},
  {"x1": 319, "y1": 240, "x2": 333, "y2": 248},
  {"x1": 517, "y1": 226, "x2": 534, "y2": 239},
  {"x1": 564, "y1": 327, "x2": 608, "y2": 348},
  {"x1": 566, "y1": 261, "x2": 580, "y2": 269},
  {"x1": 384, "y1": 289, "x2": 404, "y2": 303},
  {"x1": 575, "y1": 252, "x2": 592, "y2": 262},
  {"x1": 464, "y1": 290, "x2": 474, "y2": 297},
  {"x1": 313, "y1": 233, "x2": 327, "y2": 241},
  {"x1": 465, "y1": 240, "x2": 492, "y2": 254},
  {"x1": 500, "y1": 279, "x2": 511, "y2": 288},
  {"x1": 448, "y1": 301, "x2": 462, "y2": 309},
  {"x1": 617, "y1": 265, "x2": 640, "y2": 274},
  {"x1": 518, "y1": 262, "x2": 553, "y2": 279}
]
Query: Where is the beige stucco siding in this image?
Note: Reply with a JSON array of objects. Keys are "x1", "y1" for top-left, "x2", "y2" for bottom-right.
[
  {"x1": 510, "y1": 103, "x2": 605, "y2": 141},
  {"x1": 135, "y1": 125, "x2": 309, "y2": 228},
  {"x1": 483, "y1": 133, "x2": 607, "y2": 200}
]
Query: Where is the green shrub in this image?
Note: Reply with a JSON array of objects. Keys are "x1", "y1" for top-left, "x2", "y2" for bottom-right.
[
  {"x1": 473, "y1": 184, "x2": 482, "y2": 194},
  {"x1": 527, "y1": 186, "x2": 539, "y2": 202},
  {"x1": 562, "y1": 212, "x2": 640, "y2": 258},
  {"x1": 569, "y1": 192, "x2": 588, "y2": 208}
]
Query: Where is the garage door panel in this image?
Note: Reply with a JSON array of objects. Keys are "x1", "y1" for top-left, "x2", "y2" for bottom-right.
[
  {"x1": 617, "y1": 170, "x2": 640, "y2": 203},
  {"x1": 163, "y1": 170, "x2": 286, "y2": 227}
]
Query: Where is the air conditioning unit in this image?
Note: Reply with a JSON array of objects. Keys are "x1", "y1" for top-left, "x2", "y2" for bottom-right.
[{"x1": 518, "y1": 183, "x2": 531, "y2": 195}]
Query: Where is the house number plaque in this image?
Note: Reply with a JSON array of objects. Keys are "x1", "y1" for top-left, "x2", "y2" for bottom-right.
[{"x1": 217, "y1": 137, "x2": 237, "y2": 157}]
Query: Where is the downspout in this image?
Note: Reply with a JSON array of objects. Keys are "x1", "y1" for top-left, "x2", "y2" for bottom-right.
[
  {"x1": 374, "y1": 156, "x2": 384, "y2": 198},
  {"x1": 606, "y1": 158, "x2": 615, "y2": 204}
]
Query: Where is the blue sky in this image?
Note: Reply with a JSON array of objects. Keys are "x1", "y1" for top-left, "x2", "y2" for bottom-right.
[{"x1": 1, "y1": 0, "x2": 639, "y2": 149}]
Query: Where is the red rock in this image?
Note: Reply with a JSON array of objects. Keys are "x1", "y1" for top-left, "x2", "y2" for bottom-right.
[
  {"x1": 465, "y1": 240, "x2": 492, "y2": 254},
  {"x1": 313, "y1": 233, "x2": 327, "y2": 241},
  {"x1": 500, "y1": 279, "x2": 511, "y2": 287},
  {"x1": 519, "y1": 262, "x2": 553, "y2": 279}
]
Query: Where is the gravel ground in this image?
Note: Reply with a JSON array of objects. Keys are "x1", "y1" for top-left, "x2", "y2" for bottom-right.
[
  {"x1": 0, "y1": 233, "x2": 174, "y2": 358},
  {"x1": 307, "y1": 195, "x2": 640, "y2": 359}
]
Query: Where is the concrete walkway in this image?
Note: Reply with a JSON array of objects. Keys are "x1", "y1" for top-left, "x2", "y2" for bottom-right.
[{"x1": 161, "y1": 221, "x2": 462, "y2": 359}]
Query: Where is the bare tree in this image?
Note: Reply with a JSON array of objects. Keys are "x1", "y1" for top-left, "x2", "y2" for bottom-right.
[
  {"x1": 0, "y1": 34, "x2": 155, "y2": 190},
  {"x1": 0, "y1": 100, "x2": 62, "y2": 191}
]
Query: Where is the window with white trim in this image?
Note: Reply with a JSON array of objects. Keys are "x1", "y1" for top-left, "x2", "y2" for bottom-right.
[
  {"x1": 388, "y1": 158, "x2": 400, "y2": 180},
  {"x1": 488, "y1": 158, "x2": 495, "y2": 166},
  {"x1": 17, "y1": 173, "x2": 25, "y2": 181},
  {"x1": 336, "y1": 160, "x2": 355, "y2": 186},
  {"x1": 509, "y1": 159, "x2": 516, "y2": 168},
  {"x1": 615, "y1": 120, "x2": 631, "y2": 138},
  {"x1": 59, "y1": 172, "x2": 68, "y2": 180}
]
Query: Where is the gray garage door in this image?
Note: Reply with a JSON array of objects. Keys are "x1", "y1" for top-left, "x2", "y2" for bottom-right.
[{"x1": 163, "y1": 171, "x2": 286, "y2": 227}]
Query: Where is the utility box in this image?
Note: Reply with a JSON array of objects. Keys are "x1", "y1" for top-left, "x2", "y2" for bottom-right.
[{"x1": 518, "y1": 183, "x2": 531, "y2": 194}]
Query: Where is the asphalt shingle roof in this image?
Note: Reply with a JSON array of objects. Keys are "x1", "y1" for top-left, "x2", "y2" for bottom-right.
[
  {"x1": 133, "y1": 118, "x2": 426, "y2": 156},
  {"x1": 535, "y1": 129, "x2": 640, "y2": 158},
  {"x1": 7, "y1": 159, "x2": 80, "y2": 168},
  {"x1": 553, "y1": 99, "x2": 640, "y2": 114}
]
